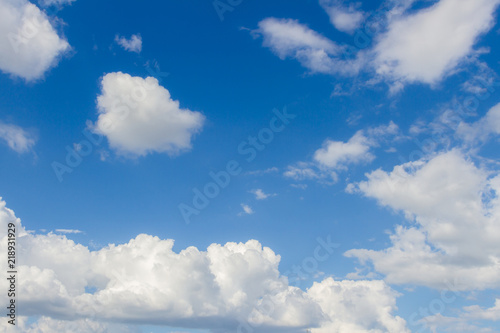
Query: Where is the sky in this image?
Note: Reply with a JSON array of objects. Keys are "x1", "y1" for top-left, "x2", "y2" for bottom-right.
[{"x1": 1, "y1": 0, "x2": 500, "y2": 332}]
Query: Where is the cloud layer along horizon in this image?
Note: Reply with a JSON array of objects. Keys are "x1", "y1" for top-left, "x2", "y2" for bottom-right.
[{"x1": 0, "y1": 198, "x2": 408, "y2": 333}]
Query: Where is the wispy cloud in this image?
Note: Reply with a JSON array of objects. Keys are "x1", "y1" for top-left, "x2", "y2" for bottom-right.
[
  {"x1": 0, "y1": 121, "x2": 36, "y2": 153},
  {"x1": 250, "y1": 189, "x2": 277, "y2": 200},
  {"x1": 115, "y1": 34, "x2": 142, "y2": 53},
  {"x1": 239, "y1": 203, "x2": 254, "y2": 215},
  {"x1": 55, "y1": 229, "x2": 83, "y2": 234}
]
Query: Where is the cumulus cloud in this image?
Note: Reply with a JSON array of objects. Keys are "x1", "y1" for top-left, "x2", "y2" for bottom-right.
[
  {"x1": 115, "y1": 34, "x2": 142, "y2": 53},
  {"x1": 346, "y1": 150, "x2": 500, "y2": 290},
  {"x1": 0, "y1": 197, "x2": 408, "y2": 333},
  {"x1": 0, "y1": 0, "x2": 70, "y2": 81},
  {"x1": 308, "y1": 278, "x2": 409, "y2": 333},
  {"x1": 0, "y1": 121, "x2": 36, "y2": 153},
  {"x1": 419, "y1": 313, "x2": 494, "y2": 333},
  {"x1": 373, "y1": 0, "x2": 500, "y2": 85},
  {"x1": 320, "y1": 0, "x2": 364, "y2": 34},
  {"x1": 284, "y1": 122, "x2": 399, "y2": 184},
  {"x1": 254, "y1": 18, "x2": 362, "y2": 75},
  {"x1": 91, "y1": 72, "x2": 205, "y2": 157}
]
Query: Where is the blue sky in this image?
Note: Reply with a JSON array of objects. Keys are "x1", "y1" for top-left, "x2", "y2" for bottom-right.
[{"x1": 1, "y1": 0, "x2": 500, "y2": 332}]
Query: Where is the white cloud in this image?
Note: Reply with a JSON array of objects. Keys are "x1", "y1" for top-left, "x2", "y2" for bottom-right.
[
  {"x1": 115, "y1": 34, "x2": 142, "y2": 53},
  {"x1": 250, "y1": 189, "x2": 276, "y2": 200},
  {"x1": 255, "y1": 0, "x2": 500, "y2": 89},
  {"x1": 0, "y1": 0, "x2": 70, "y2": 81},
  {"x1": 240, "y1": 203, "x2": 254, "y2": 215},
  {"x1": 346, "y1": 150, "x2": 500, "y2": 290},
  {"x1": 0, "y1": 197, "x2": 408, "y2": 333},
  {"x1": 457, "y1": 102, "x2": 500, "y2": 143},
  {"x1": 320, "y1": 0, "x2": 364, "y2": 34},
  {"x1": 313, "y1": 131, "x2": 374, "y2": 169},
  {"x1": 464, "y1": 299, "x2": 500, "y2": 321},
  {"x1": 308, "y1": 278, "x2": 410, "y2": 333},
  {"x1": 55, "y1": 229, "x2": 83, "y2": 234},
  {"x1": 373, "y1": 0, "x2": 500, "y2": 85},
  {"x1": 419, "y1": 313, "x2": 494, "y2": 333},
  {"x1": 255, "y1": 18, "x2": 362, "y2": 75},
  {"x1": 419, "y1": 300, "x2": 500, "y2": 332},
  {"x1": 0, "y1": 316, "x2": 136, "y2": 333},
  {"x1": 0, "y1": 121, "x2": 36, "y2": 153},
  {"x1": 245, "y1": 167, "x2": 279, "y2": 176},
  {"x1": 284, "y1": 122, "x2": 399, "y2": 184},
  {"x1": 39, "y1": 0, "x2": 77, "y2": 6},
  {"x1": 91, "y1": 72, "x2": 205, "y2": 157}
]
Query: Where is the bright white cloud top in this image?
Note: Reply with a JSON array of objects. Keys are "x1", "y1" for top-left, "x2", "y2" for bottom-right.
[
  {"x1": 346, "y1": 148, "x2": 500, "y2": 290},
  {"x1": 0, "y1": 198, "x2": 409, "y2": 333},
  {"x1": 0, "y1": 0, "x2": 70, "y2": 81},
  {"x1": 92, "y1": 72, "x2": 205, "y2": 157},
  {"x1": 374, "y1": 0, "x2": 500, "y2": 85}
]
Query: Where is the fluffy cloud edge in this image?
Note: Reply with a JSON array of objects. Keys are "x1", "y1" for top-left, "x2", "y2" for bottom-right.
[
  {"x1": 0, "y1": 197, "x2": 408, "y2": 333},
  {"x1": 91, "y1": 72, "x2": 205, "y2": 157},
  {"x1": 0, "y1": 0, "x2": 70, "y2": 81},
  {"x1": 0, "y1": 121, "x2": 36, "y2": 153}
]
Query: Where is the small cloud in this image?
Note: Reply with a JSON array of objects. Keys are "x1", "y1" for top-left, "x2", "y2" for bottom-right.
[
  {"x1": 0, "y1": 121, "x2": 36, "y2": 153},
  {"x1": 115, "y1": 34, "x2": 142, "y2": 53},
  {"x1": 345, "y1": 267, "x2": 377, "y2": 280},
  {"x1": 250, "y1": 189, "x2": 277, "y2": 200},
  {"x1": 98, "y1": 150, "x2": 109, "y2": 161},
  {"x1": 321, "y1": 0, "x2": 364, "y2": 34},
  {"x1": 332, "y1": 83, "x2": 353, "y2": 97},
  {"x1": 291, "y1": 184, "x2": 308, "y2": 190},
  {"x1": 284, "y1": 162, "x2": 324, "y2": 181},
  {"x1": 239, "y1": 204, "x2": 254, "y2": 216},
  {"x1": 245, "y1": 167, "x2": 279, "y2": 176},
  {"x1": 55, "y1": 229, "x2": 83, "y2": 234},
  {"x1": 285, "y1": 122, "x2": 401, "y2": 185}
]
